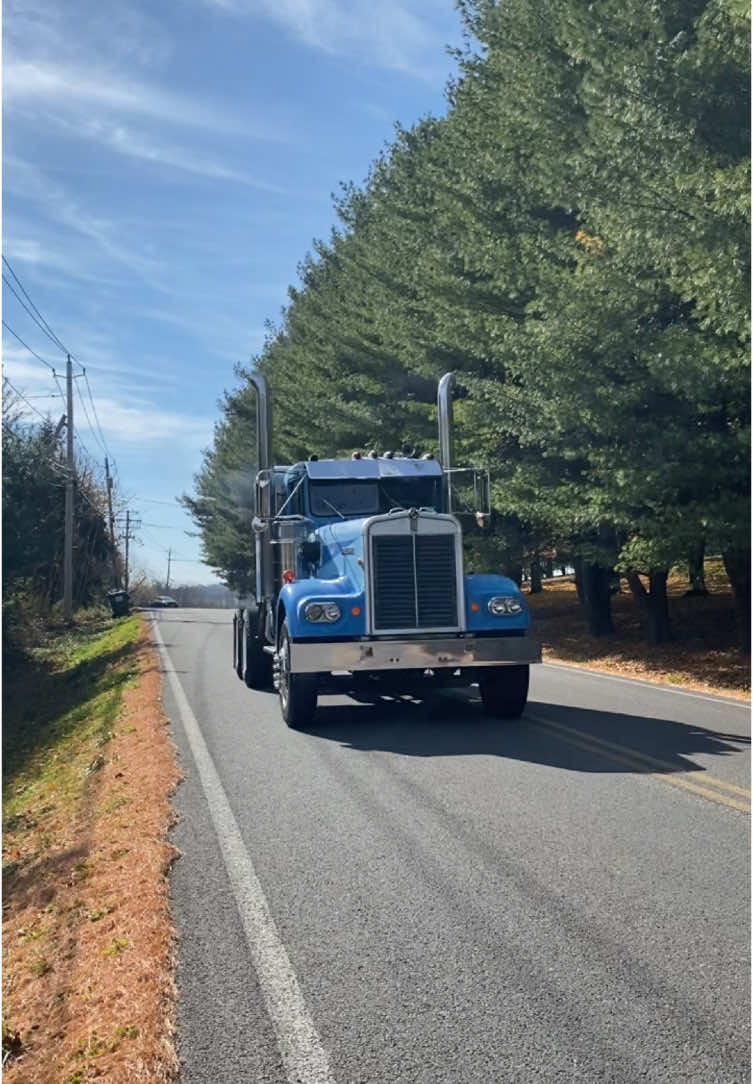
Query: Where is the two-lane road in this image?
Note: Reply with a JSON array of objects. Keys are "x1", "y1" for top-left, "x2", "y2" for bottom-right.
[{"x1": 152, "y1": 608, "x2": 750, "y2": 1083}]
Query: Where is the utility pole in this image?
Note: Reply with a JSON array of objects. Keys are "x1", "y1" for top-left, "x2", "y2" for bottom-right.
[
  {"x1": 63, "y1": 355, "x2": 74, "y2": 624},
  {"x1": 124, "y1": 510, "x2": 131, "y2": 594},
  {"x1": 165, "y1": 548, "x2": 172, "y2": 591},
  {"x1": 115, "y1": 512, "x2": 140, "y2": 597},
  {"x1": 104, "y1": 457, "x2": 120, "y2": 588}
]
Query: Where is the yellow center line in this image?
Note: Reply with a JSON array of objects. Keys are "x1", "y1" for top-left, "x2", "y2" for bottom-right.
[
  {"x1": 527, "y1": 713, "x2": 751, "y2": 815},
  {"x1": 529, "y1": 714, "x2": 751, "y2": 796}
]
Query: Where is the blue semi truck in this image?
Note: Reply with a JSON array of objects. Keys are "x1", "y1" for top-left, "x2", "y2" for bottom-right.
[{"x1": 233, "y1": 372, "x2": 541, "y2": 728}]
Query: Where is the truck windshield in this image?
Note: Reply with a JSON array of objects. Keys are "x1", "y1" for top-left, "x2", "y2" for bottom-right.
[
  {"x1": 309, "y1": 477, "x2": 442, "y2": 517},
  {"x1": 309, "y1": 482, "x2": 380, "y2": 517}
]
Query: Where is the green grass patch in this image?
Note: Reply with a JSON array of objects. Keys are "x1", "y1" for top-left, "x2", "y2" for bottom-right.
[
  {"x1": 2, "y1": 615, "x2": 142, "y2": 870},
  {"x1": 101, "y1": 936, "x2": 129, "y2": 957}
]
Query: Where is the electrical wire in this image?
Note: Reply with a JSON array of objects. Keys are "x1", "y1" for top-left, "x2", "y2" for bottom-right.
[
  {"x1": 2, "y1": 378, "x2": 51, "y2": 422},
  {"x1": 2, "y1": 256, "x2": 69, "y2": 355},
  {"x1": 73, "y1": 429, "x2": 97, "y2": 465},
  {"x1": 1, "y1": 264, "x2": 121, "y2": 486},
  {"x1": 2, "y1": 274, "x2": 68, "y2": 356},
  {"x1": 2, "y1": 320, "x2": 59, "y2": 373},
  {"x1": 75, "y1": 378, "x2": 108, "y2": 457},
  {"x1": 139, "y1": 526, "x2": 172, "y2": 555},
  {"x1": 82, "y1": 370, "x2": 111, "y2": 460}
]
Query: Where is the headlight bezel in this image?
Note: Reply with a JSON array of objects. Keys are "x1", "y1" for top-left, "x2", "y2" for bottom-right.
[
  {"x1": 487, "y1": 595, "x2": 524, "y2": 617},
  {"x1": 303, "y1": 600, "x2": 342, "y2": 623}
]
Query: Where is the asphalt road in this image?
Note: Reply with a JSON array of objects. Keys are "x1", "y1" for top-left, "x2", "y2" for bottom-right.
[{"x1": 151, "y1": 608, "x2": 751, "y2": 1084}]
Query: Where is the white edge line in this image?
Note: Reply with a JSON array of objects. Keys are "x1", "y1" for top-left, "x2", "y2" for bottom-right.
[
  {"x1": 151, "y1": 619, "x2": 334, "y2": 1084},
  {"x1": 540, "y1": 661, "x2": 752, "y2": 709}
]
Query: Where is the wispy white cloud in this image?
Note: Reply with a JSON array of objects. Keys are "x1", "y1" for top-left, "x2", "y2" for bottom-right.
[
  {"x1": 3, "y1": 0, "x2": 172, "y2": 72},
  {"x1": 4, "y1": 59, "x2": 257, "y2": 137},
  {"x1": 78, "y1": 394, "x2": 214, "y2": 448},
  {"x1": 4, "y1": 156, "x2": 170, "y2": 288},
  {"x1": 2, "y1": 346, "x2": 213, "y2": 448},
  {"x1": 60, "y1": 120, "x2": 288, "y2": 193},
  {"x1": 202, "y1": 0, "x2": 456, "y2": 80}
]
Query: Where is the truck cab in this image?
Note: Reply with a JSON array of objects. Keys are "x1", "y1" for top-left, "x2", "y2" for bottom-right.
[{"x1": 234, "y1": 375, "x2": 540, "y2": 728}]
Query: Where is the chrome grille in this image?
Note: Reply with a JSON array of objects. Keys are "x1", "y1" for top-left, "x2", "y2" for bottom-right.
[{"x1": 372, "y1": 532, "x2": 458, "y2": 631}]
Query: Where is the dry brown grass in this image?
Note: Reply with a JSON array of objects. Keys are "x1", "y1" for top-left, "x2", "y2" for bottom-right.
[
  {"x1": 526, "y1": 561, "x2": 750, "y2": 700},
  {"x1": 3, "y1": 617, "x2": 181, "y2": 1083}
]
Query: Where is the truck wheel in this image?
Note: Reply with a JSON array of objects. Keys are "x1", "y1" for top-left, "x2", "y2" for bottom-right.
[
  {"x1": 234, "y1": 612, "x2": 244, "y2": 680},
  {"x1": 478, "y1": 664, "x2": 529, "y2": 719},
  {"x1": 278, "y1": 621, "x2": 318, "y2": 729},
  {"x1": 244, "y1": 605, "x2": 272, "y2": 689}
]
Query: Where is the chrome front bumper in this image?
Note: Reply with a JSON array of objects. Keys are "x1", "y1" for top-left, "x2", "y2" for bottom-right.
[{"x1": 289, "y1": 635, "x2": 541, "y2": 674}]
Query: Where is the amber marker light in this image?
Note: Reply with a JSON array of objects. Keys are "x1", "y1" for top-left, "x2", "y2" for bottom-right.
[
  {"x1": 282, "y1": 569, "x2": 295, "y2": 584},
  {"x1": 351, "y1": 606, "x2": 361, "y2": 616},
  {"x1": 470, "y1": 602, "x2": 480, "y2": 612}
]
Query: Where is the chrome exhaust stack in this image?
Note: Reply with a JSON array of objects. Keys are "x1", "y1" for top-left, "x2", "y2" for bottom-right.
[
  {"x1": 437, "y1": 372, "x2": 455, "y2": 509},
  {"x1": 248, "y1": 370, "x2": 275, "y2": 604},
  {"x1": 248, "y1": 370, "x2": 272, "y2": 470}
]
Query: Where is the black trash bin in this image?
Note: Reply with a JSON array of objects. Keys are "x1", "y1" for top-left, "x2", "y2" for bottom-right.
[{"x1": 107, "y1": 589, "x2": 130, "y2": 617}]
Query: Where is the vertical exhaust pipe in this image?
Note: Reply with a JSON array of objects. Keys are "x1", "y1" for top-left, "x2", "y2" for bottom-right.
[
  {"x1": 437, "y1": 372, "x2": 455, "y2": 510},
  {"x1": 248, "y1": 371, "x2": 272, "y2": 469},
  {"x1": 248, "y1": 370, "x2": 274, "y2": 604}
]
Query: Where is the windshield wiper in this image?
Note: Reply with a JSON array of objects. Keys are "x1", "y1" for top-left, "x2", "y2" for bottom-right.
[{"x1": 319, "y1": 497, "x2": 345, "y2": 520}]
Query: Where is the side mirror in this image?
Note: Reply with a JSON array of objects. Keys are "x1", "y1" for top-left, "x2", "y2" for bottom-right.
[{"x1": 252, "y1": 516, "x2": 268, "y2": 534}]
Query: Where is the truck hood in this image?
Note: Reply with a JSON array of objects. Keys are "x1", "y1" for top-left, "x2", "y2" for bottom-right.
[{"x1": 315, "y1": 518, "x2": 367, "y2": 591}]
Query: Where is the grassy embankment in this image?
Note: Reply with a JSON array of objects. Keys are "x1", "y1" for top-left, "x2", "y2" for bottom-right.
[
  {"x1": 526, "y1": 559, "x2": 750, "y2": 699},
  {"x1": 2, "y1": 612, "x2": 179, "y2": 1083}
]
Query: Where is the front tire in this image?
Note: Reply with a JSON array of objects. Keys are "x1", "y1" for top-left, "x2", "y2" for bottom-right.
[
  {"x1": 277, "y1": 621, "x2": 318, "y2": 729},
  {"x1": 478, "y1": 664, "x2": 529, "y2": 719}
]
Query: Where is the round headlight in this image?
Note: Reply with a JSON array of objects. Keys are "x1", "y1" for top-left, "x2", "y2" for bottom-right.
[
  {"x1": 488, "y1": 596, "x2": 523, "y2": 616},
  {"x1": 303, "y1": 601, "x2": 342, "y2": 622}
]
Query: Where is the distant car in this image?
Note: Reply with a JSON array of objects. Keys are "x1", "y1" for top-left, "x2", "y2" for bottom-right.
[{"x1": 150, "y1": 596, "x2": 179, "y2": 608}]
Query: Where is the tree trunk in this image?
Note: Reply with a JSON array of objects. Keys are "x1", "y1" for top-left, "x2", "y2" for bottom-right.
[
  {"x1": 685, "y1": 539, "x2": 708, "y2": 596},
  {"x1": 573, "y1": 557, "x2": 585, "y2": 604},
  {"x1": 544, "y1": 556, "x2": 554, "y2": 579},
  {"x1": 501, "y1": 562, "x2": 523, "y2": 588},
  {"x1": 627, "y1": 570, "x2": 673, "y2": 644},
  {"x1": 529, "y1": 555, "x2": 543, "y2": 594},
  {"x1": 722, "y1": 548, "x2": 751, "y2": 653},
  {"x1": 581, "y1": 562, "x2": 615, "y2": 637}
]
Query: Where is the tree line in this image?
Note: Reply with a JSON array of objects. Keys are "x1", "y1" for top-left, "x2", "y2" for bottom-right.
[
  {"x1": 187, "y1": 0, "x2": 750, "y2": 650},
  {"x1": 2, "y1": 385, "x2": 116, "y2": 656}
]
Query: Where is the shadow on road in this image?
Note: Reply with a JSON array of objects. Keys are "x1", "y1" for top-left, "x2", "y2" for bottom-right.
[{"x1": 305, "y1": 692, "x2": 750, "y2": 777}]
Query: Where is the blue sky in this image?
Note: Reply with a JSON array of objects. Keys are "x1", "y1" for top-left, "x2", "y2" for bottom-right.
[{"x1": 2, "y1": 0, "x2": 464, "y2": 586}]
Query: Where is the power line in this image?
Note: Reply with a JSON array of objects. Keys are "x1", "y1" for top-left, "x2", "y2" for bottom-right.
[
  {"x1": 2, "y1": 256, "x2": 69, "y2": 355},
  {"x1": 2, "y1": 378, "x2": 53, "y2": 423},
  {"x1": 75, "y1": 378, "x2": 107, "y2": 457},
  {"x1": 13, "y1": 393, "x2": 62, "y2": 400},
  {"x1": 2, "y1": 320, "x2": 59, "y2": 373},
  {"x1": 2, "y1": 273, "x2": 68, "y2": 356},
  {"x1": 139, "y1": 525, "x2": 172, "y2": 555},
  {"x1": 73, "y1": 428, "x2": 97, "y2": 465},
  {"x1": 1, "y1": 260, "x2": 120, "y2": 489},
  {"x1": 82, "y1": 370, "x2": 111, "y2": 460}
]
